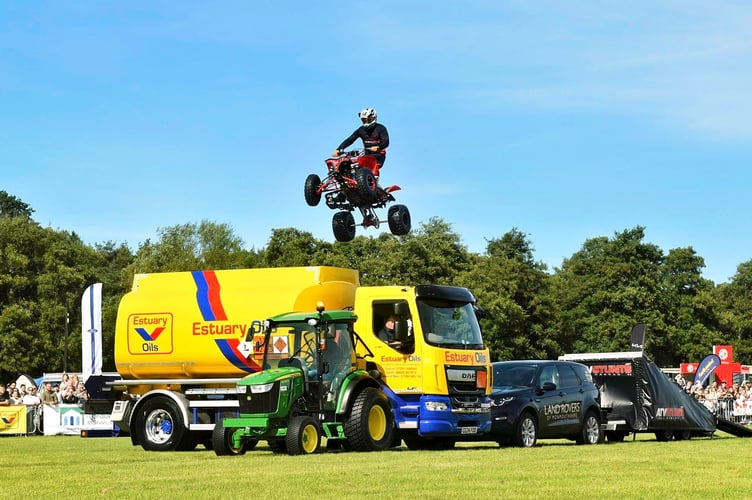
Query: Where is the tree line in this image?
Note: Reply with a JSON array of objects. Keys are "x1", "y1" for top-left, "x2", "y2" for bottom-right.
[{"x1": 1, "y1": 190, "x2": 751, "y2": 381}]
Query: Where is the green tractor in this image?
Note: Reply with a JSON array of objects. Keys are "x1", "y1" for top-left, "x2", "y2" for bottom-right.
[{"x1": 213, "y1": 304, "x2": 394, "y2": 455}]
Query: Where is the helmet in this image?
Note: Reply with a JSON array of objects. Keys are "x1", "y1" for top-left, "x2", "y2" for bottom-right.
[{"x1": 358, "y1": 107, "x2": 377, "y2": 125}]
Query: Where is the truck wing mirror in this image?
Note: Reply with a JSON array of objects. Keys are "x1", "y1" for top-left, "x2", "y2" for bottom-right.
[
  {"x1": 394, "y1": 320, "x2": 409, "y2": 342},
  {"x1": 393, "y1": 301, "x2": 409, "y2": 317}
]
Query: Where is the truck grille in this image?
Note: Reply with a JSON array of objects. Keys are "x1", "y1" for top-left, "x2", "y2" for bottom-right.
[
  {"x1": 239, "y1": 383, "x2": 280, "y2": 415},
  {"x1": 445, "y1": 365, "x2": 485, "y2": 396}
]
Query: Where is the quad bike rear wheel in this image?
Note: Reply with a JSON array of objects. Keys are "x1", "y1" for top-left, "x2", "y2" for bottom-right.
[
  {"x1": 304, "y1": 174, "x2": 322, "y2": 206},
  {"x1": 388, "y1": 204, "x2": 411, "y2": 236},
  {"x1": 355, "y1": 168, "x2": 378, "y2": 203},
  {"x1": 332, "y1": 211, "x2": 356, "y2": 242}
]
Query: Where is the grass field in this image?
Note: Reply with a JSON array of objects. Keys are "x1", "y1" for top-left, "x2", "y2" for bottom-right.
[{"x1": 2, "y1": 432, "x2": 749, "y2": 499}]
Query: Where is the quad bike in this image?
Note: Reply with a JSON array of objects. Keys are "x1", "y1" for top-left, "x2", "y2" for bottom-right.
[{"x1": 304, "y1": 149, "x2": 411, "y2": 242}]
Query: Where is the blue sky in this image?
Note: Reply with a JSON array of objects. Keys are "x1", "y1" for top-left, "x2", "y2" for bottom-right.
[{"x1": 3, "y1": 1, "x2": 751, "y2": 284}]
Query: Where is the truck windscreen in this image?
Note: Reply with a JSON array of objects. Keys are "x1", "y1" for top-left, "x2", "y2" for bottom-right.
[{"x1": 417, "y1": 299, "x2": 484, "y2": 350}]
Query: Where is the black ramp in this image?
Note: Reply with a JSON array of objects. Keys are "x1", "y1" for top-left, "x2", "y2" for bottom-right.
[{"x1": 716, "y1": 417, "x2": 752, "y2": 437}]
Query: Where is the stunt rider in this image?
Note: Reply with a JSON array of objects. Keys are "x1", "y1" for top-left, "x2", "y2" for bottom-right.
[{"x1": 332, "y1": 107, "x2": 389, "y2": 178}]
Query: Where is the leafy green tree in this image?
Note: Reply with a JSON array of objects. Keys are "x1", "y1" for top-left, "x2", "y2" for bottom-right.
[
  {"x1": 659, "y1": 247, "x2": 720, "y2": 363},
  {"x1": 128, "y1": 220, "x2": 254, "y2": 275},
  {"x1": 0, "y1": 211, "x2": 103, "y2": 379},
  {"x1": 0, "y1": 190, "x2": 34, "y2": 219},
  {"x1": 548, "y1": 227, "x2": 673, "y2": 362},
  {"x1": 713, "y1": 260, "x2": 752, "y2": 364},
  {"x1": 264, "y1": 228, "x2": 329, "y2": 267},
  {"x1": 456, "y1": 229, "x2": 554, "y2": 361}
]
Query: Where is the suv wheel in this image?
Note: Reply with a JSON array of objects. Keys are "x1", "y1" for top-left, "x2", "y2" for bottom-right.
[
  {"x1": 576, "y1": 410, "x2": 601, "y2": 444},
  {"x1": 513, "y1": 412, "x2": 537, "y2": 448}
]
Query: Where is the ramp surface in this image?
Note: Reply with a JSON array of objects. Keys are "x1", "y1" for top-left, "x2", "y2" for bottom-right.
[{"x1": 716, "y1": 417, "x2": 752, "y2": 437}]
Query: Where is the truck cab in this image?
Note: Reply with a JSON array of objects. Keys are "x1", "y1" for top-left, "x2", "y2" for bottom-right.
[{"x1": 354, "y1": 285, "x2": 492, "y2": 448}]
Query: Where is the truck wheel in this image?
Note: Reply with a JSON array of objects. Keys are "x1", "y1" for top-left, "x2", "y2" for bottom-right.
[
  {"x1": 355, "y1": 168, "x2": 378, "y2": 203},
  {"x1": 286, "y1": 416, "x2": 321, "y2": 455},
  {"x1": 513, "y1": 411, "x2": 537, "y2": 448},
  {"x1": 387, "y1": 204, "x2": 411, "y2": 236},
  {"x1": 332, "y1": 211, "x2": 356, "y2": 242},
  {"x1": 576, "y1": 410, "x2": 602, "y2": 445},
  {"x1": 345, "y1": 387, "x2": 393, "y2": 451},
  {"x1": 304, "y1": 174, "x2": 322, "y2": 206},
  {"x1": 212, "y1": 425, "x2": 246, "y2": 456},
  {"x1": 135, "y1": 397, "x2": 193, "y2": 452}
]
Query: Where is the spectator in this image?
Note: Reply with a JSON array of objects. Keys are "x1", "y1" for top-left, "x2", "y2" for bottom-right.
[
  {"x1": 74, "y1": 381, "x2": 89, "y2": 404},
  {"x1": 10, "y1": 388, "x2": 22, "y2": 404},
  {"x1": 40, "y1": 382, "x2": 59, "y2": 405},
  {"x1": 22, "y1": 386, "x2": 41, "y2": 406},
  {"x1": 0, "y1": 383, "x2": 9, "y2": 406},
  {"x1": 60, "y1": 378, "x2": 77, "y2": 404}
]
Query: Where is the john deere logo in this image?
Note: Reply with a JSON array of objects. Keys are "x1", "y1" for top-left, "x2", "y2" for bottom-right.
[{"x1": 128, "y1": 313, "x2": 173, "y2": 355}]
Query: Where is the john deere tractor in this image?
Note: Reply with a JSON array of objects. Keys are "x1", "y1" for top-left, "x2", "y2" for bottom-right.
[{"x1": 213, "y1": 304, "x2": 393, "y2": 455}]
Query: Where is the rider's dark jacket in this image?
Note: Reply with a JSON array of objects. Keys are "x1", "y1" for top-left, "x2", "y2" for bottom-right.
[{"x1": 337, "y1": 122, "x2": 389, "y2": 166}]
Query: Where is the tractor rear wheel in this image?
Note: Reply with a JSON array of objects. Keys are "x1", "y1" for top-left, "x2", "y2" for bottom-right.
[{"x1": 345, "y1": 387, "x2": 393, "y2": 451}]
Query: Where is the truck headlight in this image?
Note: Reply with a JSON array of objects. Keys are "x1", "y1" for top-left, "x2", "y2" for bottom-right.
[
  {"x1": 424, "y1": 401, "x2": 448, "y2": 411},
  {"x1": 236, "y1": 385, "x2": 247, "y2": 394},
  {"x1": 250, "y1": 383, "x2": 274, "y2": 394}
]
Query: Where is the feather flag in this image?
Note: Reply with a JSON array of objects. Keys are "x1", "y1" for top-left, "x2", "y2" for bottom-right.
[{"x1": 81, "y1": 283, "x2": 103, "y2": 381}]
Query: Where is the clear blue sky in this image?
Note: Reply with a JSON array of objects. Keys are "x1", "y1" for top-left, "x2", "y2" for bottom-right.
[{"x1": 3, "y1": 2, "x2": 751, "y2": 284}]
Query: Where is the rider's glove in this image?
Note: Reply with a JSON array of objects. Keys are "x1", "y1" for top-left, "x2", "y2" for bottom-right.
[
  {"x1": 332, "y1": 149, "x2": 340, "y2": 157},
  {"x1": 369, "y1": 146, "x2": 378, "y2": 153}
]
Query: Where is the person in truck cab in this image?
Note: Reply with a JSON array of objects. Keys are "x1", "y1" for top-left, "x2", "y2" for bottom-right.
[{"x1": 332, "y1": 107, "x2": 390, "y2": 177}]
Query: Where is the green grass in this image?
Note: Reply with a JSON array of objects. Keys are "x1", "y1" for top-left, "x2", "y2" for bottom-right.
[{"x1": 1, "y1": 433, "x2": 750, "y2": 499}]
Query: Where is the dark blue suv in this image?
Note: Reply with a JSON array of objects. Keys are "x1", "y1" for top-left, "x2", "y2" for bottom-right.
[{"x1": 489, "y1": 360, "x2": 602, "y2": 447}]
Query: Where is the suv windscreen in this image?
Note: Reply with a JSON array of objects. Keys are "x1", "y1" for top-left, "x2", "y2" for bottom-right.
[{"x1": 493, "y1": 364, "x2": 538, "y2": 389}]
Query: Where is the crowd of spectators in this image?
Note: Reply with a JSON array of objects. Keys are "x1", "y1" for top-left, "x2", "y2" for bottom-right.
[
  {"x1": 0, "y1": 372, "x2": 89, "y2": 408},
  {"x1": 674, "y1": 374, "x2": 752, "y2": 423}
]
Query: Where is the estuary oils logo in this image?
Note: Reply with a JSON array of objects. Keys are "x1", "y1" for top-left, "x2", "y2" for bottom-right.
[{"x1": 128, "y1": 313, "x2": 173, "y2": 355}]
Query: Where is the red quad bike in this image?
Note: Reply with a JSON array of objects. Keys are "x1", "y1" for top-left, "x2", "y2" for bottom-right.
[{"x1": 304, "y1": 149, "x2": 411, "y2": 242}]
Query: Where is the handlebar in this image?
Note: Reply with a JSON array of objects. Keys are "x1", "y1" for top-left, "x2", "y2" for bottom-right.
[{"x1": 332, "y1": 149, "x2": 365, "y2": 159}]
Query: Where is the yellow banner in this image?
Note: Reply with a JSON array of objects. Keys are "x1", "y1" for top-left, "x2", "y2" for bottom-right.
[{"x1": 0, "y1": 405, "x2": 28, "y2": 434}]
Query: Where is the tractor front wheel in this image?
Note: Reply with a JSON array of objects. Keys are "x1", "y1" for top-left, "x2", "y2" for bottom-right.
[{"x1": 286, "y1": 416, "x2": 321, "y2": 455}]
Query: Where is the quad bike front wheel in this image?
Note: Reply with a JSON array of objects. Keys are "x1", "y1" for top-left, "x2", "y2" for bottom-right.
[
  {"x1": 388, "y1": 204, "x2": 411, "y2": 236},
  {"x1": 332, "y1": 211, "x2": 356, "y2": 242},
  {"x1": 304, "y1": 174, "x2": 322, "y2": 206}
]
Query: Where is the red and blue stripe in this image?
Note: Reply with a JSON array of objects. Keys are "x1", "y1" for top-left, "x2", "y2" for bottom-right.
[
  {"x1": 191, "y1": 270, "x2": 259, "y2": 373},
  {"x1": 191, "y1": 270, "x2": 228, "y2": 321}
]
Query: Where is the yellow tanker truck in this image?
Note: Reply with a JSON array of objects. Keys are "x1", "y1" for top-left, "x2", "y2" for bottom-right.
[{"x1": 101, "y1": 266, "x2": 491, "y2": 451}]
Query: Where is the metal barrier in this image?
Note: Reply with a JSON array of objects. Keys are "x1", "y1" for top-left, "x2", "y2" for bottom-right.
[{"x1": 712, "y1": 397, "x2": 751, "y2": 425}]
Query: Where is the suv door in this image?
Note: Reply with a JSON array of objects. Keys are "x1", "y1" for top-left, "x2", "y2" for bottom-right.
[
  {"x1": 555, "y1": 363, "x2": 586, "y2": 434},
  {"x1": 536, "y1": 364, "x2": 565, "y2": 438}
]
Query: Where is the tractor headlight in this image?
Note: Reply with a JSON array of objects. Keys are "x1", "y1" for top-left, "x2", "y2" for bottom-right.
[{"x1": 250, "y1": 383, "x2": 274, "y2": 394}]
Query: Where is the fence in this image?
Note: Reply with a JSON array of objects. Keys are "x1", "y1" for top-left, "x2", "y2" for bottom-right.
[{"x1": 712, "y1": 397, "x2": 752, "y2": 424}]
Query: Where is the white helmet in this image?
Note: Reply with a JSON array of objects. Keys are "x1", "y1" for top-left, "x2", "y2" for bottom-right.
[{"x1": 358, "y1": 107, "x2": 377, "y2": 125}]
